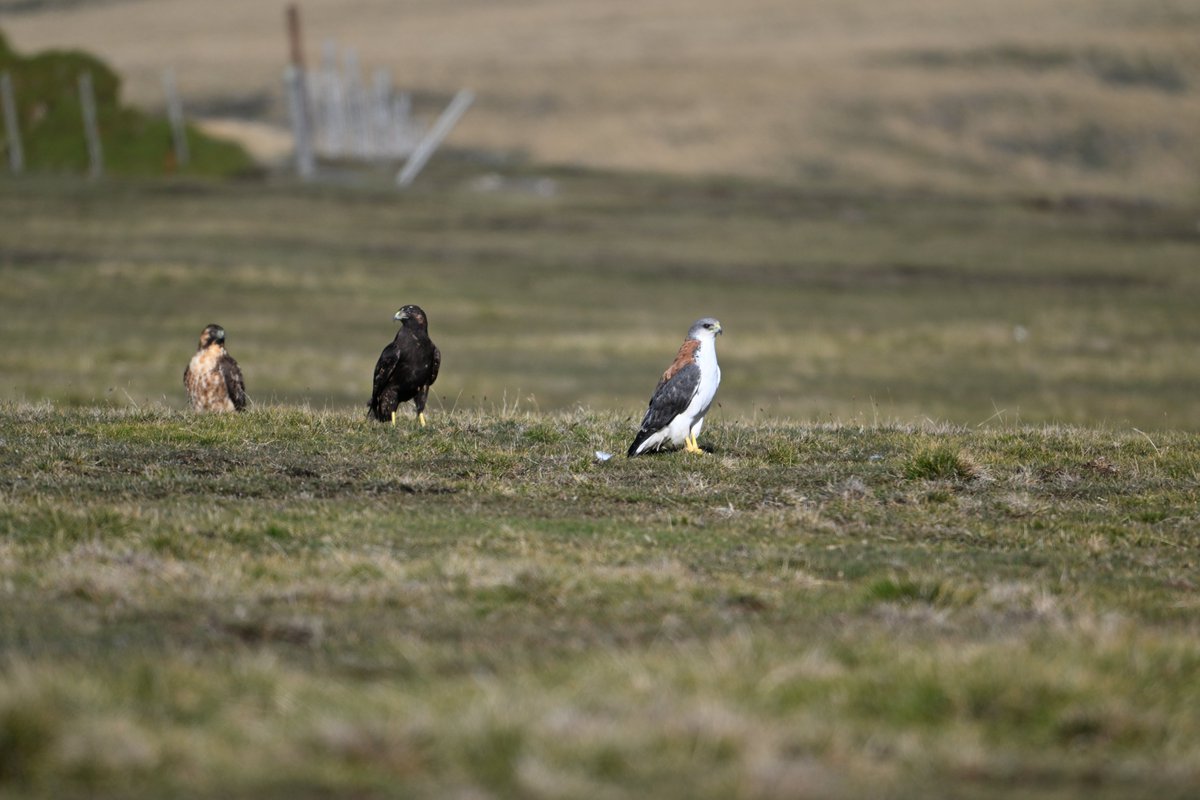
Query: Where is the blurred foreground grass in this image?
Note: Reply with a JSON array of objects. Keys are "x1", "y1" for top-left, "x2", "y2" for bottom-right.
[
  {"x1": 1, "y1": 405, "x2": 1198, "y2": 797},
  {"x1": 1, "y1": 167, "x2": 1198, "y2": 429},
  {"x1": 2, "y1": 167, "x2": 1200, "y2": 796}
]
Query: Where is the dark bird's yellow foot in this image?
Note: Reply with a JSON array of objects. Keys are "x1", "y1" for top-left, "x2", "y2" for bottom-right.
[{"x1": 368, "y1": 304, "x2": 441, "y2": 431}]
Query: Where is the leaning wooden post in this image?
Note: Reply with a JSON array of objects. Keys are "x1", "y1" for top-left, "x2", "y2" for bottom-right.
[
  {"x1": 162, "y1": 68, "x2": 190, "y2": 168},
  {"x1": 78, "y1": 71, "x2": 104, "y2": 179},
  {"x1": 396, "y1": 89, "x2": 474, "y2": 187},
  {"x1": 1, "y1": 71, "x2": 23, "y2": 175}
]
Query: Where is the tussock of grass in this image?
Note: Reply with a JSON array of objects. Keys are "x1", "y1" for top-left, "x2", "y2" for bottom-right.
[
  {"x1": 2, "y1": 405, "x2": 1200, "y2": 797},
  {"x1": 904, "y1": 444, "x2": 983, "y2": 482}
]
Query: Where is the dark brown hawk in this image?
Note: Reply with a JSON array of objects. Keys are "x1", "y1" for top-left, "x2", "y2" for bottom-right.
[{"x1": 368, "y1": 304, "x2": 441, "y2": 426}]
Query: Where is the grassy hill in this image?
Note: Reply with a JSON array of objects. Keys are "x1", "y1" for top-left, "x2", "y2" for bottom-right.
[
  {"x1": 0, "y1": 30, "x2": 253, "y2": 176},
  {"x1": 1, "y1": 405, "x2": 1198, "y2": 798}
]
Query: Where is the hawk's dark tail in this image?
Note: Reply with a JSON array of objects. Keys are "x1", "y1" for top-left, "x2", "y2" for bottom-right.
[
  {"x1": 627, "y1": 430, "x2": 651, "y2": 457},
  {"x1": 367, "y1": 400, "x2": 389, "y2": 422}
]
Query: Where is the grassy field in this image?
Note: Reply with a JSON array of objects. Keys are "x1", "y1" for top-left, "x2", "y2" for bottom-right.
[
  {"x1": 0, "y1": 164, "x2": 1197, "y2": 796},
  {"x1": 1, "y1": 405, "x2": 1199, "y2": 798},
  {"x1": 2, "y1": 163, "x2": 1200, "y2": 797},
  {"x1": 6, "y1": 0, "x2": 1200, "y2": 200},
  {"x1": 4, "y1": 3, "x2": 1200, "y2": 795},
  {"x1": 2, "y1": 169, "x2": 1199, "y2": 429}
]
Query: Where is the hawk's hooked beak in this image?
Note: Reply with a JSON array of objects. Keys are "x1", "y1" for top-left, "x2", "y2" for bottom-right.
[
  {"x1": 393, "y1": 310, "x2": 408, "y2": 322},
  {"x1": 715, "y1": 322, "x2": 723, "y2": 335}
]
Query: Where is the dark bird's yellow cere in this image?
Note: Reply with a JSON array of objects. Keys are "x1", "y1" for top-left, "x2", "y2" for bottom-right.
[
  {"x1": 183, "y1": 324, "x2": 247, "y2": 412},
  {"x1": 369, "y1": 304, "x2": 441, "y2": 426}
]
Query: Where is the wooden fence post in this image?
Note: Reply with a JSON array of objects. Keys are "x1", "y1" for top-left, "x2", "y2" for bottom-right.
[
  {"x1": 162, "y1": 68, "x2": 190, "y2": 168},
  {"x1": 284, "y1": 4, "x2": 316, "y2": 178},
  {"x1": 78, "y1": 71, "x2": 104, "y2": 179},
  {"x1": 284, "y1": 65, "x2": 315, "y2": 179},
  {"x1": 285, "y1": 4, "x2": 313, "y2": 129},
  {"x1": 1, "y1": 72, "x2": 23, "y2": 175}
]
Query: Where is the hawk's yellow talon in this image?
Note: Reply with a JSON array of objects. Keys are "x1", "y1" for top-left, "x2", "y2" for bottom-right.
[
  {"x1": 369, "y1": 305, "x2": 440, "y2": 426},
  {"x1": 418, "y1": 412, "x2": 427, "y2": 428}
]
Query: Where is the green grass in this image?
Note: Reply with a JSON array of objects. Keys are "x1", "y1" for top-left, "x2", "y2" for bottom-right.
[
  {"x1": 0, "y1": 30, "x2": 254, "y2": 177},
  {"x1": 1, "y1": 405, "x2": 1198, "y2": 798},
  {"x1": 1, "y1": 170, "x2": 1198, "y2": 429},
  {"x1": 1, "y1": 165, "x2": 1199, "y2": 796}
]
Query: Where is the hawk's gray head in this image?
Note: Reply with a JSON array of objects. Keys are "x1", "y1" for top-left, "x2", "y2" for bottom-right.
[{"x1": 686, "y1": 318, "x2": 723, "y2": 341}]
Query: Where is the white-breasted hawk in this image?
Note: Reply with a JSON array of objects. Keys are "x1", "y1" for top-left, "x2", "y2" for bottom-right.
[
  {"x1": 183, "y1": 323, "x2": 247, "y2": 412},
  {"x1": 628, "y1": 317, "x2": 722, "y2": 456}
]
